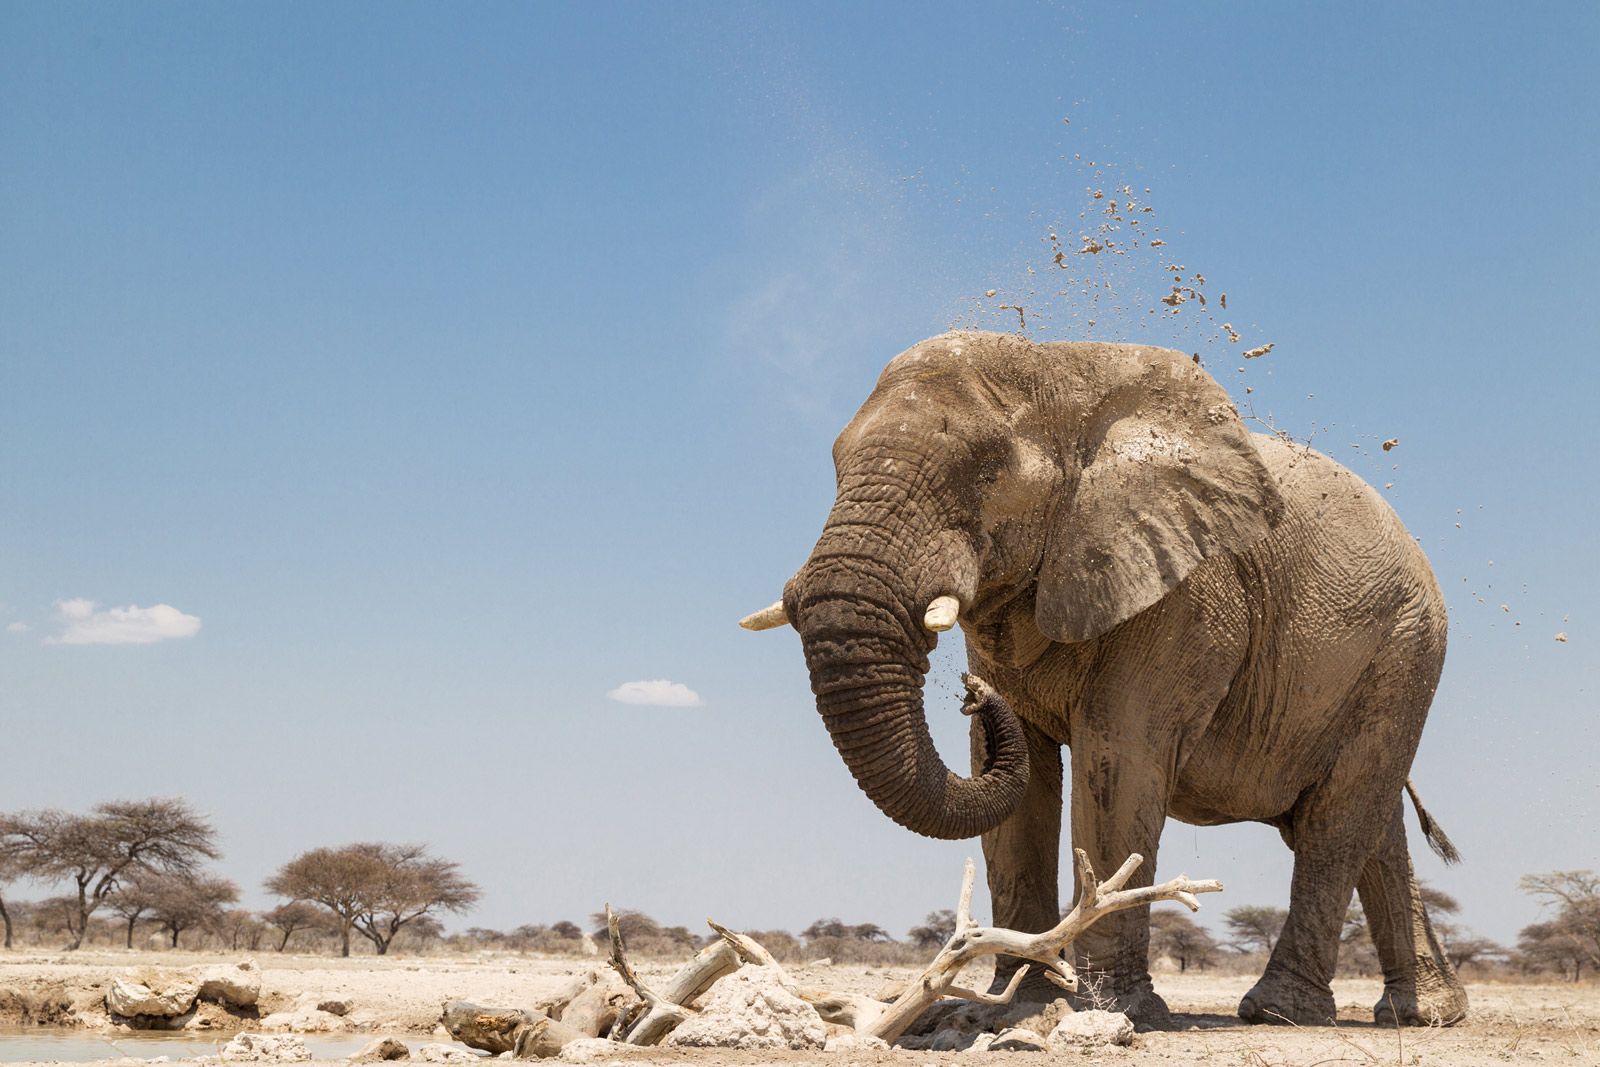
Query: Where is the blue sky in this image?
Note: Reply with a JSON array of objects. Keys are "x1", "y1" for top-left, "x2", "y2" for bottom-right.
[{"x1": 2, "y1": 1, "x2": 1595, "y2": 948}]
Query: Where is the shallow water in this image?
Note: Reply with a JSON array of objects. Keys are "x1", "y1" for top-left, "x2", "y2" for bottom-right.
[{"x1": 0, "y1": 1027, "x2": 401, "y2": 1062}]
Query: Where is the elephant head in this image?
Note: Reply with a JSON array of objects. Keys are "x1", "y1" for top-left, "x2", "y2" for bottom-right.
[{"x1": 743, "y1": 331, "x2": 1283, "y2": 840}]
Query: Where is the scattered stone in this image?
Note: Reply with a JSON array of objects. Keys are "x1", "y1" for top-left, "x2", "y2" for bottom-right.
[
  {"x1": 258, "y1": 1007, "x2": 348, "y2": 1032},
  {"x1": 318, "y1": 999, "x2": 353, "y2": 1017},
  {"x1": 663, "y1": 966, "x2": 826, "y2": 1051},
  {"x1": 1047, "y1": 1009, "x2": 1136, "y2": 1049},
  {"x1": 219, "y1": 1033, "x2": 312, "y2": 1063},
  {"x1": 806, "y1": 957, "x2": 833, "y2": 968},
  {"x1": 1382, "y1": 438, "x2": 1400, "y2": 451},
  {"x1": 1242, "y1": 343, "x2": 1274, "y2": 359},
  {"x1": 107, "y1": 973, "x2": 202, "y2": 1020},
  {"x1": 823, "y1": 1033, "x2": 889, "y2": 1052},
  {"x1": 989, "y1": 1026, "x2": 1048, "y2": 1051},
  {"x1": 350, "y1": 1038, "x2": 410, "y2": 1062},
  {"x1": 555, "y1": 1038, "x2": 616, "y2": 1063},
  {"x1": 1556, "y1": 632, "x2": 1568, "y2": 642},
  {"x1": 198, "y1": 960, "x2": 263, "y2": 1008},
  {"x1": 414, "y1": 1044, "x2": 478, "y2": 1063}
]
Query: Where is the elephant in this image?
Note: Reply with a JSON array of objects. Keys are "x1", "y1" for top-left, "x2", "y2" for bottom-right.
[{"x1": 740, "y1": 330, "x2": 1467, "y2": 1029}]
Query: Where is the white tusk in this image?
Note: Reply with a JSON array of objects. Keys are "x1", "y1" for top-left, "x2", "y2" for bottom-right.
[
  {"x1": 923, "y1": 595, "x2": 960, "y2": 632},
  {"x1": 739, "y1": 600, "x2": 790, "y2": 631}
]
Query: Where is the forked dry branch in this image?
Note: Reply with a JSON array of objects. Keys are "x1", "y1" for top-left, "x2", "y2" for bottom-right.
[{"x1": 605, "y1": 849, "x2": 1222, "y2": 1047}]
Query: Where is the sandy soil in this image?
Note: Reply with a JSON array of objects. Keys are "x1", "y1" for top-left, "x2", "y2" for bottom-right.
[{"x1": 2, "y1": 950, "x2": 1596, "y2": 1065}]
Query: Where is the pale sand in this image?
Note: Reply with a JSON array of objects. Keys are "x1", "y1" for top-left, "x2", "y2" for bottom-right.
[{"x1": 2, "y1": 950, "x2": 1596, "y2": 1065}]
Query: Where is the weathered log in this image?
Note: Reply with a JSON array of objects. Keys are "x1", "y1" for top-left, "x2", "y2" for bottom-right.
[
  {"x1": 533, "y1": 969, "x2": 606, "y2": 1018},
  {"x1": 560, "y1": 973, "x2": 638, "y2": 1037},
  {"x1": 858, "y1": 851, "x2": 1221, "y2": 1043},
  {"x1": 605, "y1": 905, "x2": 742, "y2": 1045},
  {"x1": 512, "y1": 1015, "x2": 590, "y2": 1060},
  {"x1": 441, "y1": 1001, "x2": 536, "y2": 1054}
]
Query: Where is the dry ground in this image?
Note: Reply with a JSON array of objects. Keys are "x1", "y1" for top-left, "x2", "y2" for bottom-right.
[{"x1": 1, "y1": 950, "x2": 1596, "y2": 1066}]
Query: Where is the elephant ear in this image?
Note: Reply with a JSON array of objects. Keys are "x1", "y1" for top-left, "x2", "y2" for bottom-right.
[{"x1": 1035, "y1": 347, "x2": 1284, "y2": 644}]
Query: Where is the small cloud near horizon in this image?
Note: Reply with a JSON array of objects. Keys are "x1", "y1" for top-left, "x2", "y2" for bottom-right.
[
  {"x1": 606, "y1": 679, "x2": 703, "y2": 707},
  {"x1": 45, "y1": 598, "x2": 202, "y2": 646},
  {"x1": 6, "y1": 621, "x2": 29, "y2": 633}
]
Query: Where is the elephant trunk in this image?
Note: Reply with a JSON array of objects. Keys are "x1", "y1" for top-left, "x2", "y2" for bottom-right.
[{"x1": 797, "y1": 558, "x2": 1030, "y2": 841}]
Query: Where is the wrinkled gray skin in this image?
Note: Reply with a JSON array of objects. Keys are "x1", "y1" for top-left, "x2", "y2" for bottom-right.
[{"x1": 771, "y1": 331, "x2": 1465, "y2": 1029}]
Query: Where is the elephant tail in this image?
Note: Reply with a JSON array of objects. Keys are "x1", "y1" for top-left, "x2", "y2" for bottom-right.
[{"x1": 1406, "y1": 778, "x2": 1461, "y2": 864}]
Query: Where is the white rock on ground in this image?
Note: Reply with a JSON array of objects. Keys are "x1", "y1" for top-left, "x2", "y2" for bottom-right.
[
  {"x1": 988, "y1": 1026, "x2": 1048, "y2": 1051},
  {"x1": 1047, "y1": 1009, "x2": 1135, "y2": 1049},
  {"x1": 219, "y1": 1033, "x2": 312, "y2": 1063},
  {"x1": 663, "y1": 966, "x2": 826, "y2": 1051},
  {"x1": 197, "y1": 959, "x2": 262, "y2": 1008},
  {"x1": 348, "y1": 1037, "x2": 410, "y2": 1062},
  {"x1": 413, "y1": 1044, "x2": 479, "y2": 1063},
  {"x1": 106, "y1": 974, "x2": 202, "y2": 1018},
  {"x1": 823, "y1": 1033, "x2": 889, "y2": 1052},
  {"x1": 554, "y1": 1038, "x2": 617, "y2": 1063},
  {"x1": 257, "y1": 1007, "x2": 349, "y2": 1032}
]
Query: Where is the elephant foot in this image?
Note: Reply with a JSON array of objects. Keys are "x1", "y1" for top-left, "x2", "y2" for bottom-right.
[
  {"x1": 1373, "y1": 976, "x2": 1468, "y2": 1027},
  {"x1": 1068, "y1": 974, "x2": 1173, "y2": 1031},
  {"x1": 1239, "y1": 968, "x2": 1336, "y2": 1026}
]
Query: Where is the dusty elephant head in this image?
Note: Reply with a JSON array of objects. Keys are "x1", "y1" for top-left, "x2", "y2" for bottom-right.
[{"x1": 742, "y1": 331, "x2": 1283, "y2": 839}]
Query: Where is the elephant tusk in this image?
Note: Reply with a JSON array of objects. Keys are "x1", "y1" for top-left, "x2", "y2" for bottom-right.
[
  {"x1": 923, "y1": 595, "x2": 960, "y2": 632},
  {"x1": 739, "y1": 600, "x2": 790, "y2": 631}
]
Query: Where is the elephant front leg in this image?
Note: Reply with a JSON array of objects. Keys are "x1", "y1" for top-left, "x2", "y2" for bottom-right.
[
  {"x1": 1065, "y1": 739, "x2": 1176, "y2": 1030},
  {"x1": 976, "y1": 712, "x2": 1064, "y2": 1003}
]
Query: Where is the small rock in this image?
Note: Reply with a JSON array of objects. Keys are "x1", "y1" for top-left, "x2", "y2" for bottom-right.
[
  {"x1": 198, "y1": 960, "x2": 263, "y2": 1009},
  {"x1": 350, "y1": 1038, "x2": 410, "y2": 1062},
  {"x1": 1047, "y1": 1009, "x2": 1135, "y2": 1049},
  {"x1": 664, "y1": 966, "x2": 826, "y2": 1050},
  {"x1": 219, "y1": 1033, "x2": 312, "y2": 1063},
  {"x1": 989, "y1": 1026, "x2": 1047, "y2": 1051},
  {"x1": 806, "y1": 957, "x2": 833, "y2": 968},
  {"x1": 414, "y1": 1044, "x2": 478, "y2": 1063},
  {"x1": 319, "y1": 999, "x2": 353, "y2": 1017},
  {"x1": 258, "y1": 1008, "x2": 348, "y2": 1032},
  {"x1": 107, "y1": 974, "x2": 202, "y2": 1020},
  {"x1": 555, "y1": 1038, "x2": 615, "y2": 1063},
  {"x1": 824, "y1": 1033, "x2": 889, "y2": 1052}
]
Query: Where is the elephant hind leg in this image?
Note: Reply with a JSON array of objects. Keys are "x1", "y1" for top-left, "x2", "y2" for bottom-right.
[
  {"x1": 1240, "y1": 748, "x2": 1403, "y2": 1024},
  {"x1": 1357, "y1": 799, "x2": 1468, "y2": 1027}
]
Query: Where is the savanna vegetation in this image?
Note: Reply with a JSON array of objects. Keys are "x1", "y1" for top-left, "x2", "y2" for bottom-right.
[{"x1": 0, "y1": 796, "x2": 1594, "y2": 986}]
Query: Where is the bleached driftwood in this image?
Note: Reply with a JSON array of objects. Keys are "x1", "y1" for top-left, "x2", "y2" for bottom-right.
[
  {"x1": 605, "y1": 905, "x2": 742, "y2": 1044},
  {"x1": 440, "y1": 1001, "x2": 541, "y2": 1054},
  {"x1": 438, "y1": 849, "x2": 1223, "y2": 1055},
  {"x1": 838, "y1": 850, "x2": 1221, "y2": 1043}
]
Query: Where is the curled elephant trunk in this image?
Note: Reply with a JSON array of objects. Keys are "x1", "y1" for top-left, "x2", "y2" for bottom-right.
[{"x1": 798, "y1": 576, "x2": 1030, "y2": 840}]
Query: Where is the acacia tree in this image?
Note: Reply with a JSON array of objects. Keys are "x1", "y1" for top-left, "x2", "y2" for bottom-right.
[
  {"x1": 1150, "y1": 908, "x2": 1219, "y2": 972},
  {"x1": 1518, "y1": 870, "x2": 1600, "y2": 981},
  {"x1": 351, "y1": 845, "x2": 478, "y2": 955},
  {"x1": 802, "y1": 918, "x2": 892, "y2": 943},
  {"x1": 0, "y1": 851, "x2": 18, "y2": 949},
  {"x1": 107, "y1": 877, "x2": 161, "y2": 949},
  {"x1": 146, "y1": 873, "x2": 239, "y2": 948},
  {"x1": 263, "y1": 901, "x2": 324, "y2": 952},
  {"x1": 0, "y1": 799, "x2": 220, "y2": 950},
  {"x1": 1223, "y1": 905, "x2": 1288, "y2": 955},
  {"x1": 908, "y1": 910, "x2": 957, "y2": 949},
  {"x1": 267, "y1": 843, "x2": 478, "y2": 957}
]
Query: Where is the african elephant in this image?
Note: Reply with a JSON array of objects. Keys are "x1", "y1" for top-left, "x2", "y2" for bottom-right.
[{"x1": 740, "y1": 330, "x2": 1466, "y2": 1029}]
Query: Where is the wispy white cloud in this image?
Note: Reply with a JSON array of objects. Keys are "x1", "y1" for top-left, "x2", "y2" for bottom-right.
[
  {"x1": 5, "y1": 621, "x2": 28, "y2": 634},
  {"x1": 45, "y1": 598, "x2": 202, "y2": 646},
  {"x1": 606, "y1": 679, "x2": 703, "y2": 708}
]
